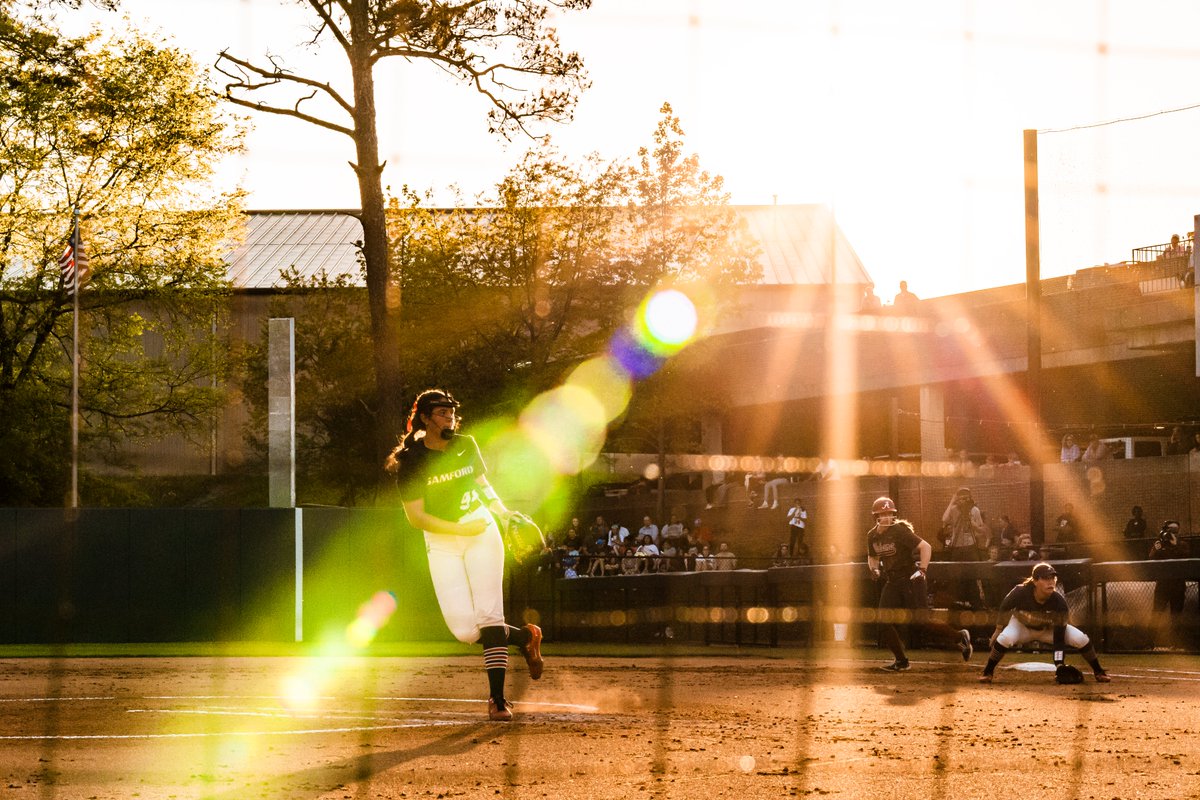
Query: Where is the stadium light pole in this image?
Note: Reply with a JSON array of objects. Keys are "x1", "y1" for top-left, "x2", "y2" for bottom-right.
[{"x1": 1024, "y1": 129, "x2": 1045, "y2": 545}]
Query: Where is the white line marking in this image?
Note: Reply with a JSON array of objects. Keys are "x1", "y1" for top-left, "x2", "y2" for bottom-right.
[
  {"x1": 0, "y1": 697, "x2": 115, "y2": 703},
  {"x1": 0, "y1": 721, "x2": 465, "y2": 741}
]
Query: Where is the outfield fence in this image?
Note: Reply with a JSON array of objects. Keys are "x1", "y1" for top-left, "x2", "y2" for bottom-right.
[{"x1": 1, "y1": 507, "x2": 1196, "y2": 654}]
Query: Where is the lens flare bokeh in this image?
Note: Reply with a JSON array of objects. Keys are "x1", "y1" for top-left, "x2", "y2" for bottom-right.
[{"x1": 640, "y1": 288, "x2": 698, "y2": 350}]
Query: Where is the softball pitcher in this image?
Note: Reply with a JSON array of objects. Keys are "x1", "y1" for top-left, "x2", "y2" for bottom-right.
[{"x1": 384, "y1": 388, "x2": 543, "y2": 721}]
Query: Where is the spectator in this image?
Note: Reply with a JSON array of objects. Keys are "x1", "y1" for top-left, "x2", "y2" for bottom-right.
[
  {"x1": 608, "y1": 522, "x2": 630, "y2": 549},
  {"x1": 1054, "y1": 503, "x2": 1079, "y2": 544},
  {"x1": 620, "y1": 544, "x2": 641, "y2": 576},
  {"x1": 941, "y1": 487, "x2": 986, "y2": 562},
  {"x1": 892, "y1": 280, "x2": 920, "y2": 315},
  {"x1": 941, "y1": 487, "x2": 988, "y2": 608},
  {"x1": 772, "y1": 543, "x2": 794, "y2": 568},
  {"x1": 562, "y1": 546, "x2": 579, "y2": 578},
  {"x1": 588, "y1": 516, "x2": 607, "y2": 547},
  {"x1": 601, "y1": 546, "x2": 621, "y2": 576},
  {"x1": 695, "y1": 543, "x2": 716, "y2": 572},
  {"x1": 637, "y1": 515, "x2": 659, "y2": 545},
  {"x1": 1166, "y1": 426, "x2": 1188, "y2": 456},
  {"x1": 1005, "y1": 452, "x2": 1022, "y2": 466},
  {"x1": 1011, "y1": 532, "x2": 1038, "y2": 561},
  {"x1": 1190, "y1": 432, "x2": 1200, "y2": 455},
  {"x1": 704, "y1": 475, "x2": 738, "y2": 508},
  {"x1": 791, "y1": 539, "x2": 811, "y2": 566},
  {"x1": 1162, "y1": 233, "x2": 1185, "y2": 258},
  {"x1": 635, "y1": 534, "x2": 660, "y2": 572},
  {"x1": 563, "y1": 518, "x2": 584, "y2": 550},
  {"x1": 715, "y1": 542, "x2": 738, "y2": 570},
  {"x1": 860, "y1": 283, "x2": 882, "y2": 313},
  {"x1": 1060, "y1": 434, "x2": 1081, "y2": 463},
  {"x1": 661, "y1": 513, "x2": 684, "y2": 544},
  {"x1": 659, "y1": 538, "x2": 679, "y2": 572},
  {"x1": 1081, "y1": 436, "x2": 1111, "y2": 463},
  {"x1": 813, "y1": 456, "x2": 840, "y2": 481},
  {"x1": 760, "y1": 471, "x2": 792, "y2": 510},
  {"x1": 693, "y1": 517, "x2": 714, "y2": 547},
  {"x1": 1149, "y1": 521, "x2": 1187, "y2": 648},
  {"x1": 995, "y1": 514, "x2": 1018, "y2": 548},
  {"x1": 585, "y1": 544, "x2": 607, "y2": 577},
  {"x1": 787, "y1": 501, "x2": 808, "y2": 555},
  {"x1": 683, "y1": 546, "x2": 699, "y2": 572},
  {"x1": 744, "y1": 470, "x2": 766, "y2": 507},
  {"x1": 1123, "y1": 505, "x2": 1148, "y2": 539}
]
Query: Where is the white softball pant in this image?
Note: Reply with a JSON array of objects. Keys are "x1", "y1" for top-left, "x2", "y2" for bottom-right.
[
  {"x1": 995, "y1": 618, "x2": 1091, "y2": 650},
  {"x1": 423, "y1": 505, "x2": 505, "y2": 644}
]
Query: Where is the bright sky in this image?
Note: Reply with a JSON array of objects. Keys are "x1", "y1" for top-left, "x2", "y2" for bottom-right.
[{"x1": 70, "y1": 0, "x2": 1200, "y2": 299}]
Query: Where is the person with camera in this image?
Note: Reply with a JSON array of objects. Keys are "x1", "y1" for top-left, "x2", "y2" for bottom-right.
[
  {"x1": 942, "y1": 487, "x2": 987, "y2": 560},
  {"x1": 941, "y1": 487, "x2": 988, "y2": 608},
  {"x1": 1148, "y1": 521, "x2": 1188, "y2": 648}
]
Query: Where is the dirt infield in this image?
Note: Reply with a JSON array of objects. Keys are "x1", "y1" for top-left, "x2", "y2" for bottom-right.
[{"x1": 0, "y1": 650, "x2": 1197, "y2": 800}]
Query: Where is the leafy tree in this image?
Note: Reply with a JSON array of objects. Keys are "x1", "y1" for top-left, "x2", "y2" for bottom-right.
[
  {"x1": 623, "y1": 102, "x2": 761, "y2": 287},
  {"x1": 0, "y1": 16, "x2": 244, "y2": 505},
  {"x1": 216, "y1": 0, "x2": 592, "y2": 462},
  {"x1": 388, "y1": 143, "x2": 630, "y2": 414},
  {"x1": 239, "y1": 106, "x2": 759, "y2": 504}
]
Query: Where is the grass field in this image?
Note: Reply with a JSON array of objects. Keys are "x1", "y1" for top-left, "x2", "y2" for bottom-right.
[{"x1": 0, "y1": 645, "x2": 1197, "y2": 799}]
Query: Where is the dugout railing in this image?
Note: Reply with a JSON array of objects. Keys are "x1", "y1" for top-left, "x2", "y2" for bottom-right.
[{"x1": 542, "y1": 558, "x2": 1200, "y2": 654}]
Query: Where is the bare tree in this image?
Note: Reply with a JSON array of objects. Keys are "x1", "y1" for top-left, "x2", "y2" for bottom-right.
[{"x1": 216, "y1": 0, "x2": 591, "y2": 458}]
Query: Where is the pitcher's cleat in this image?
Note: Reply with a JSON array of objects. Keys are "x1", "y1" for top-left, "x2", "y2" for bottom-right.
[
  {"x1": 978, "y1": 673, "x2": 994, "y2": 684},
  {"x1": 959, "y1": 629, "x2": 974, "y2": 662},
  {"x1": 1094, "y1": 671, "x2": 1111, "y2": 683},
  {"x1": 520, "y1": 623, "x2": 544, "y2": 680},
  {"x1": 880, "y1": 660, "x2": 910, "y2": 672},
  {"x1": 488, "y1": 697, "x2": 513, "y2": 722}
]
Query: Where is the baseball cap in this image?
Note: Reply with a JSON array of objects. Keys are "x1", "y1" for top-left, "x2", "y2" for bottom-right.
[{"x1": 1032, "y1": 563, "x2": 1057, "y2": 580}]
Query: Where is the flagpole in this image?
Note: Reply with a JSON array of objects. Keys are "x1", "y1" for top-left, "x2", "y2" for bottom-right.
[{"x1": 70, "y1": 210, "x2": 80, "y2": 510}]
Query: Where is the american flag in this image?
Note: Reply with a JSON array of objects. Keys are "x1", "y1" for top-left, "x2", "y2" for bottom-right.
[{"x1": 59, "y1": 219, "x2": 90, "y2": 296}]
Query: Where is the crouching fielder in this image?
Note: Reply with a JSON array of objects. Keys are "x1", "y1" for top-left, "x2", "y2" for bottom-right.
[
  {"x1": 385, "y1": 388, "x2": 543, "y2": 722},
  {"x1": 979, "y1": 562, "x2": 1109, "y2": 684}
]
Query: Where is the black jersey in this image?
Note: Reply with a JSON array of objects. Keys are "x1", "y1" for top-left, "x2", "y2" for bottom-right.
[
  {"x1": 394, "y1": 434, "x2": 486, "y2": 521},
  {"x1": 998, "y1": 581, "x2": 1070, "y2": 632},
  {"x1": 866, "y1": 521, "x2": 922, "y2": 577}
]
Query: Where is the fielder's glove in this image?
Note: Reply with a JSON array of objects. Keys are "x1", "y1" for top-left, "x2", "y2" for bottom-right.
[
  {"x1": 503, "y1": 511, "x2": 546, "y2": 565},
  {"x1": 1055, "y1": 664, "x2": 1084, "y2": 685}
]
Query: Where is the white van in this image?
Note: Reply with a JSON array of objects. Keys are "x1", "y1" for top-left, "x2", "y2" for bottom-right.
[{"x1": 1100, "y1": 437, "x2": 1169, "y2": 458}]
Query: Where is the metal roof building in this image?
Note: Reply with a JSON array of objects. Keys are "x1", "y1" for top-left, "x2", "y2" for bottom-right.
[{"x1": 226, "y1": 205, "x2": 871, "y2": 290}]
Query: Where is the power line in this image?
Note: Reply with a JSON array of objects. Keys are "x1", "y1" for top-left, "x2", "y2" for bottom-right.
[{"x1": 1039, "y1": 101, "x2": 1200, "y2": 134}]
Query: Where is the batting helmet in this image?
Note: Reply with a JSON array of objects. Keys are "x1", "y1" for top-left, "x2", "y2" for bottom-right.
[{"x1": 872, "y1": 497, "x2": 897, "y2": 516}]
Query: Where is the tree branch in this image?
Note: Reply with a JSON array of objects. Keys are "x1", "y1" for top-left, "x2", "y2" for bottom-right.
[{"x1": 215, "y1": 49, "x2": 355, "y2": 138}]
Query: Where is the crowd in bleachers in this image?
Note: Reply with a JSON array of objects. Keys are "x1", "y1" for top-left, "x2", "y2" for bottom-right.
[{"x1": 541, "y1": 514, "x2": 750, "y2": 578}]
